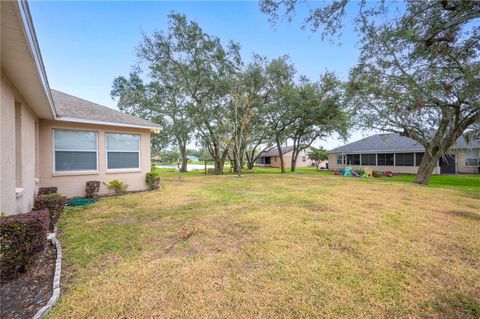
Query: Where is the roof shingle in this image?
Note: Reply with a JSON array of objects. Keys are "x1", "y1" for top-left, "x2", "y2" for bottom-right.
[
  {"x1": 51, "y1": 89, "x2": 161, "y2": 129},
  {"x1": 259, "y1": 145, "x2": 295, "y2": 157},
  {"x1": 328, "y1": 133, "x2": 480, "y2": 153}
]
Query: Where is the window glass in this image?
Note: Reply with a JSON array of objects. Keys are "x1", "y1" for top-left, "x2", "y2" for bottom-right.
[
  {"x1": 415, "y1": 152, "x2": 424, "y2": 166},
  {"x1": 107, "y1": 152, "x2": 139, "y2": 169},
  {"x1": 465, "y1": 150, "x2": 479, "y2": 166},
  {"x1": 106, "y1": 133, "x2": 139, "y2": 151},
  {"x1": 54, "y1": 130, "x2": 96, "y2": 151},
  {"x1": 54, "y1": 130, "x2": 97, "y2": 171},
  {"x1": 106, "y1": 133, "x2": 140, "y2": 169},
  {"x1": 396, "y1": 153, "x2": 414, "y2": 166},
  {"x1": 378, "y1": 153, "x2": 394, "y2": 166},
  {"x1": 346, "y1": 154, "x2": 360, "y2": 165},
  {"x1": 361, "y1": 154, "x2": 376, "y2": 165},
  {"x1": 302, "y1": 156, "x2": 306, "y2": 162}
]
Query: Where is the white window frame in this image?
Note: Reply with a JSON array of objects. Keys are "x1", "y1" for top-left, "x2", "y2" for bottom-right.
[
  {"x1": 52, "y1": 129, "x2": 99, "y2": 175},
  {"x1": 336, "y1": 154, "x2": 343, "y2": 165},
  {"x1": 464, "y1": 149, "x2": 480, "y2": 167},
  {"x1": 105, "y1": 132, "x2": 141, "y2": 172}
]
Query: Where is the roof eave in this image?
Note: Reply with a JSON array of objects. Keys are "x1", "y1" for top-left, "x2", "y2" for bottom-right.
[
  {"x1": 55, "y1": 116, "x2": 162, "y2": 132},
  {"x1": 16, "y1": 0, "x2": 56, "y2": 118}
]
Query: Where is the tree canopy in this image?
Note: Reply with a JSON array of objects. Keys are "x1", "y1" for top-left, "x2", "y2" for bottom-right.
[{"x1": 261, "y1": 0, "x2": 480, "y2": 184}]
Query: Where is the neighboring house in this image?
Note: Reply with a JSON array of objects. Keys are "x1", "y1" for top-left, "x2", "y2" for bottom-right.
[
  {"x1": 318, "y1": 160, "x2": 328, "y2": 170},
  {"x1": 256, "y1": 146, "x2": 313, "y2": 168},
  {"x1": 1, "y1": 1, "x2": 161, "y2": 214},
  {"x1": 328, "y1": 133, "x2": 480, "y2": 175},
  {"x1": 187, "y1": 155, "x2": 200, "y2": 162}
]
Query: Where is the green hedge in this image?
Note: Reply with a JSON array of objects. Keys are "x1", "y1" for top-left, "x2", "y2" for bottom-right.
[{"x1": 0, "y1": 209, "x2": 50, "y2": 282}]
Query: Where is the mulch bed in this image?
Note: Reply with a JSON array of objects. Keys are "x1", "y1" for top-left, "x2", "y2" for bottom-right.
[{"x1": 0, "y1": 241, "x2": 56, "y2": 319}]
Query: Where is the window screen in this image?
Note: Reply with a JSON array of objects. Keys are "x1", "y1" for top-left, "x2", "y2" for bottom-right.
[
  {"x1": 346, "y1": 154, "x2": 360, "y2": 165},
  {"x1": 106, "y1": 133, "x2": 140, "y2": 169},
  {"x1": 54, "y1": 130, "x2": 97, "y2": 171},
  {"x1": 361, "y1": 154, "x2": 376, "y2": 165},
  {"x1": 395, "y1": 153, "x2": 414, "y2": 166},
  {"x1": 377, "y1": 153, "x2": 394, "y2": 166}
]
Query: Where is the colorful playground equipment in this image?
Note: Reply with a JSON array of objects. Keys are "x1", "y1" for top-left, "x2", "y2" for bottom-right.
[{"x1": 334, "y1": 167, "x2": 393, "y2": 178}]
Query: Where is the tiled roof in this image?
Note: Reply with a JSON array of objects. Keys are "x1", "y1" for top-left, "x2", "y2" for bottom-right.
[
  {"x1": 51, "y1": 89, "x2": 161, "y2": 129},
  {"x1": 328, "y1": 133, "x2": 480, "y2": 153}
]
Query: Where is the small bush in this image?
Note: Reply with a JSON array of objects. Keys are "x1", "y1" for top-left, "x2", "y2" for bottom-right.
[
  {"x1": 146, "y1": 172, "x2": 160, "y2": 190},
  {"x1": 0, "y1": 209, "x2": 49, "y2": 282},
  {"x1": 373, "y1": 170, "x2": 383, "y2": 177},
  {"x1": 34, "y1": 194, "x2": 67, "y2": 232},
  {"x1": 85, "y1": 181, "x2": 101, "y2": 198},
  {"x1": 104, "y1": 180, "x2": 128, "y2": 195},
  {"x1": 38, "y1": 186, "x2": 58, "y2": 195}
]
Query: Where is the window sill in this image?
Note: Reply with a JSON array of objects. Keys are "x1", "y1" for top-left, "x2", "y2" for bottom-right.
[
  {"x1": 106, "y1": 168, "x2": 141, "y2": 174},
  {"x1": 52, "y1": 171, "x2": 99, "y2": 177}
]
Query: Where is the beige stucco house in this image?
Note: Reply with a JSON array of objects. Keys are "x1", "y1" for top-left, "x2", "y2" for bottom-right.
[
  {"x1": 1, "y1": 1, "x2": 160, "y2": 214},
  {"x1": 256, "y1": 146, "x2": 314, "y2": 169},
  {"x1": 328, "y1": 133, "x2": 480, "y2": 175}
]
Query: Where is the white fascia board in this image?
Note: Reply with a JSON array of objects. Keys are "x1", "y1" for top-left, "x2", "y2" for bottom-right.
[{"x1": 55, "y1": 116, "x2": 162, "y2": 132}]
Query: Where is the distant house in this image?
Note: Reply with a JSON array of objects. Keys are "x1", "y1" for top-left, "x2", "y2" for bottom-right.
[
  {"x1": 187, "y1": 155, "x2": 200, "y2": 162},
  {"x1": 1, "y1": 1, "x2": 161, "y2": 214},
  {"x1": 328, "y1": 133, "x2": 480, "y2": 174},
  {"x1": 256, "y1": 146, "x2": 313, "y2": 168}
]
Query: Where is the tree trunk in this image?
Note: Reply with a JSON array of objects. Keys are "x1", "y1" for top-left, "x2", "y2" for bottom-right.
[
  {"x1": 214, "y1": 158, "x2": 224, "y2": 175},
  {"x1": 291, "y1": 157, "x2": 297, "y2": 172},
  {"x1": 179, "y1": 143, "x2": 188, "y2": 173},
  {"x1": 415, "y1": 149, "x2": 440, "y2": 185},
  {"x1": 275, "y1": 136, "x2": 285, "y2": 173},
  {"x1": 290, "y1": 148, "x2": 300, "y2": 172}
]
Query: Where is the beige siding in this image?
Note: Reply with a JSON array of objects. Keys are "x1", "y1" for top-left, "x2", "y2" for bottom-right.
[
  {"x1": 268, "y1": 149, "x2": 313, "y2": 168},
  {"x1": 39, "y1": 120, "x2": 151, "y2": 198},
  {"x1": 1, "y1": 71, "x2": 39, "y2": 214},
  {"x1": 455, "y1": 150, "x2": 479, "y2": 174}
]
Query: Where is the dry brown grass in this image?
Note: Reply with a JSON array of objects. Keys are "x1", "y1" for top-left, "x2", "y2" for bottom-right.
[{"x1": 49, "y1": 174, "x2": 480, "y2": 318}]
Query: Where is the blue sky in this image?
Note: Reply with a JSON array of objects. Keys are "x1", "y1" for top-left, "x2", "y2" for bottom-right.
[{"x1": 29, "y1": 1, "x2": 371, "y2": 149}]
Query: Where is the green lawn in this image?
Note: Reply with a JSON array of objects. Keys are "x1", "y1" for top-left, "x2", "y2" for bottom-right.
[
  {"x1": 386, "y1": 174, "x2": 480, "y2": 195},
  {"x1": 49, "y1": 171, "x2": 480, "y2": 318}
]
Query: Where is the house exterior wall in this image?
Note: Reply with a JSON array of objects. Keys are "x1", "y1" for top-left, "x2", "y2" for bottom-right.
[
  {"x1": 327, "y1": 152, "x2": 423, "y2": 174},
  {"x1": 328, "y1": 150, "x2": 479, "y2": 175},
  {"x1": 38, "y1": 120, "x2": 151, "y2": 198},
  {"x1": 267, "y1": 150, "x2": 313, "y2": 169},
  {"x1": 455, "y1": 149, "x2": 479, "y2": 174},
  {"x1": 1, "y1": 71, "x2": 39, "y2": 214}
]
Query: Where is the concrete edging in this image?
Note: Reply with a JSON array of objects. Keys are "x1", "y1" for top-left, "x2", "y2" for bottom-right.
[{"x1": 32, "y1": 227, "x2": 62, "y2": 319}]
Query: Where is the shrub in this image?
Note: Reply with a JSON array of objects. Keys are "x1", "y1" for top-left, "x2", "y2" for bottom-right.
[
  {"x1": 33, "y1": 194, "x2": 67, "y2": 232},
  {"x1": 373, "y1": 170, "x2": 383, "y2": 177},
  {"x1": 145, "y1": 172, "x2": 160, "y2": 190},
  {"x1": 38, "y1": 186, "x2": 58, "y2": 195},
  {"x1": 104, "y1": 180, "x2": 128, "y2": 195},
  {"x1": 0, "y1": 209, "x2": 49, "y2": 282},
  {"x1": 85, "y1": 181, "x2": 101, "y2": 198}
]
